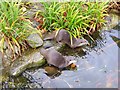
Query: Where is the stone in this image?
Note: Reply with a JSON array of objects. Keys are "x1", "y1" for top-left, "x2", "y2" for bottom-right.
[
  {"x1": 43, "y1": 41, "x2": 53, "y2": 49},
  {"x1": 10, "y1": 48, "x2": 46, "y2": 76},
  {"x1": 27, "y1": 33, "x2": 43, "y2": 48}
]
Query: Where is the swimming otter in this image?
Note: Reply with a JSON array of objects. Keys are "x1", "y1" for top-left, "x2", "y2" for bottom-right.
[
  {"x1": 40, "y1": 47, "x2": 75, "y2": 69},
  {"x1": 56, "y1": 29, "x2": 89, "y2": 48}
]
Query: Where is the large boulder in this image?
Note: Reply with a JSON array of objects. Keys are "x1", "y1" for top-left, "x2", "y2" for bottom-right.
[
  {"x1": 10, "y1": 48, "x2": 46, "y2": 76},
  {"x1": 27, "y1": 33, "x2": 43, "y2": 48}
]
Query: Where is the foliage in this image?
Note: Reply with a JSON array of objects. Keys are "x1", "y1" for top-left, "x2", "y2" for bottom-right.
[
  {"x1": 41, "y1": 1, "x2": 109, "y2": 39},
  {"x1": 0, "y1": 0, "x2": 34, "y2": 59}
]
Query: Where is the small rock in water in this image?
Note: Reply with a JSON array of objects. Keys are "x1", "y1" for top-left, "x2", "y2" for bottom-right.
[
  {"x1": 27, "y1": 33, "x2": 43, "y2": 48},
  {"x1": 44, "y1": 66, "x2": 61, "y2": 78}
]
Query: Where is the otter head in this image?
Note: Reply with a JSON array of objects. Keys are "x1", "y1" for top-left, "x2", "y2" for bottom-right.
[
  {"x1": 72, "y1": 38, "x2": 89, "y2": 48},
  {"x1": 63, "y1": 56, "x2": 77, "y2": 70},
  {"x1": 56, "y1": 29, "x2": 71, "y2": 45},
  {"x1": 55, "y1": 30, "x2": 63, "y2": 44}
]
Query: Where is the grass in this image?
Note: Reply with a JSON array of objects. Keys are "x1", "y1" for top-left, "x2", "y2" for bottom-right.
[
  {"x1": 0, "y1": 0, "x2": 35, "y2": 59},
  {"x1": 38, "y1": 1, "x2": 109, "y2": 39}
]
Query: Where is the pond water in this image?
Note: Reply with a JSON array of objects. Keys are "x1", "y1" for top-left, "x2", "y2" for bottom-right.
[{"x1": 1, "y1": 15, "x2": 120, "y2": 88}]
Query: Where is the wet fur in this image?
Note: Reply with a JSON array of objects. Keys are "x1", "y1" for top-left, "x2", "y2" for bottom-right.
[
  {"x1": 56, "y1": 29, "x2": 89, "y2": 48},
  {"x1": 40, "y1": 47, "x2": 70, "y2": 68},
  {"x1": 43, "y1": 29, "x2": 89, "y2": 48}
]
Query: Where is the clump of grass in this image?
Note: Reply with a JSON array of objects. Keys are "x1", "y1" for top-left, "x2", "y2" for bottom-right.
[
  {"x1": 0, "y1": 0, "x2": 34, "y2": 59},
  {"x1": 41, "y1": 2, "x2": 60, "y2": 32},
  {"x1": 40, "y1": 1, "x2": 109, "y2": 39}
]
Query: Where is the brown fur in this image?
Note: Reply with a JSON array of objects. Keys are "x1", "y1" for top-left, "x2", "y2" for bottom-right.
[
  {"x1": 56, "y1": 29, "x2": 89, "y2": 48},
  {"x1": 40, "y1": 47, "x2": 70, "y2": 68},
  {"x1": 43, "y1": 29, "x2": 89, "y2": 48}
]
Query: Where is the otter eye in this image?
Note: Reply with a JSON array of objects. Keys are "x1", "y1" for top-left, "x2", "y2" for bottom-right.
[{"x1": 59, "y1": 40, "x2": 62, "y2": 42}]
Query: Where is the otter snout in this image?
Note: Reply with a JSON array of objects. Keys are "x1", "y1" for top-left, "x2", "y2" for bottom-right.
[{"x1": 77, "y1": 38, "x2": 90, "y2": 46}]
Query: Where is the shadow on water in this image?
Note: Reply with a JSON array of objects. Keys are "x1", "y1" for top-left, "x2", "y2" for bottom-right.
[{"x1": 2, "y1": 16, "x2": 120, "y2": 88}]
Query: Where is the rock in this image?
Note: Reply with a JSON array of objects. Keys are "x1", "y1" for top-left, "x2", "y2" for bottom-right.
[
  {"x1": 32, "y1": 19, "x2": 40, "y2": 28},
  {"x1": 22, "y1": 69, "x2": 50, "y2": 88},
  {"x1": 10, "y1": 48, "x2": 46, "y2": 76},
  {"x1": 43, "y1": 41, "x2": 53, "y2": 49},
  {"x1": 44, "y1": 66, "x2": 61, "y2": 78},
  {"x1": 27, "y1": 33, "x2": 43, "y2": 48},
  {"x1": 22, "y1": 68, "x2": 72, "y2": 88}
]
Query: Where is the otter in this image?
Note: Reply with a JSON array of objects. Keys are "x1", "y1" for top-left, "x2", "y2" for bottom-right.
[
  {"x1": 56, "y1": 29, "x2": 89, "y2": 48},
  {"x1": 44, "y1": 29, "x2": 89, "y2": 48},
  {"x1": 40, "y1": 47, "x2": 75, "y2": 69}
]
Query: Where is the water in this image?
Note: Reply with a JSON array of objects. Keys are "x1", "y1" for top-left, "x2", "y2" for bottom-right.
[
  {"x1": 1, "y1": 16, "x2": 120, "y2": 88},
  {"x1": 39, "y1": 27, "x2": 119, "y2": 88}
]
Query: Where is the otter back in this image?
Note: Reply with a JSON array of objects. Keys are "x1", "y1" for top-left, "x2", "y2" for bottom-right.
[{"x1": 40, "y1": 47, "x2": 69, "y2": 68}]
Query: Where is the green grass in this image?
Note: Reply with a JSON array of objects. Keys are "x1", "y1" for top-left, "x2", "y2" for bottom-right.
[
  {"x1": 40, "y1": 1, "x2": 109, "y2": 39},
  {"x1": 0, "y1": 0, "x2": 35, "y2": 58}
]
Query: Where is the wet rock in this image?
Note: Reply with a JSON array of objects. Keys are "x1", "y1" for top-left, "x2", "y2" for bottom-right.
[
  {"x1": 42, "y1": 78, "x2": 73, "y2": 88},
  {"x1": 10, "y1": 48, "x2": 46, "y2": 76},
  {"x1": 44, "y1": 66, "x2": 61, "y2": 78},
  {"x1": 22, "y1": 68, "x2": 72, "y2": 88},
  {"x1": 103, "y1": 14, "x2": 119, "y2": 30},
  {"x1": 111, "y1": 35, "x2": 120, "y2": 48},
  {"x1": 43, "y1": 41, "x2": 53, "y2": 48},
  {"x1": 27, "y1": 33, "x2": 43, "y2": 48},
  {"x1": 43, "y1": 31, "x2": 56, "y2": 41},
  {"x1": 22, "y1": 69, "x2": 49, "y2": 88}
]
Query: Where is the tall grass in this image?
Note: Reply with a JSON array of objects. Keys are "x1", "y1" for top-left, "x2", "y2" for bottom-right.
[
  {"x1": 0, "y1": 0, "x2": 34, "y2": 59},
  {"x1": 41, "y1": 1, "x2": 108, "y2": 39}
]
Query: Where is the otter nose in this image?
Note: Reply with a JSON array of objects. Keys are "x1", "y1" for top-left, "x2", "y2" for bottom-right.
[
  {"x1": 58, "y1": 40, "x2": 63, "y2": 45},
  {"x1": 80, "y1": 39, "x2": 90, "y2": 46},
  {"x1": 87, "y1": 42, "x2": 90, "y2": 46}
]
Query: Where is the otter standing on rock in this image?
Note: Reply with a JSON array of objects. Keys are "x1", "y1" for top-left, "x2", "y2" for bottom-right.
[
  {"x1": 40, "y1": 47, "x2": 75, "y2": 69},
  {"x1": 44, "y1": 29, "x2": 89, "y2": 48},
  {"x1": 56, "y1": 29, "x2": 89, "y2": 48}
]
